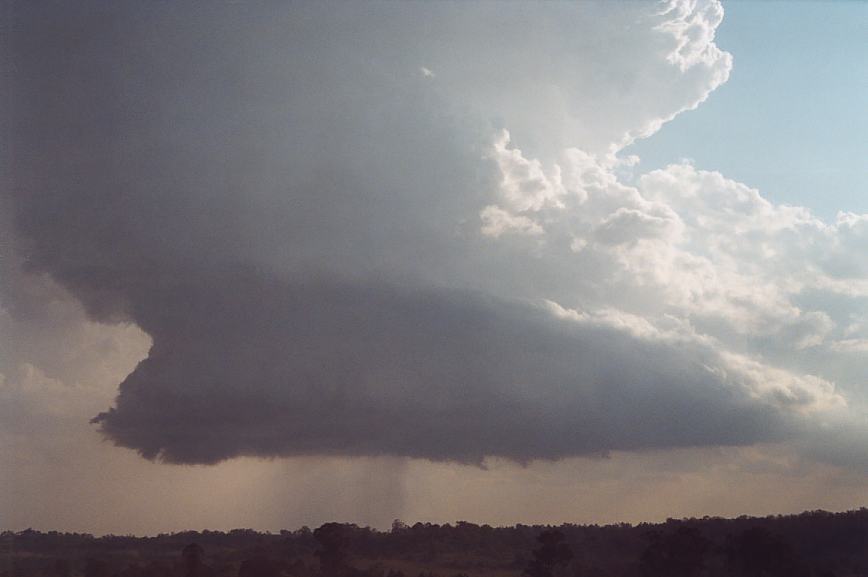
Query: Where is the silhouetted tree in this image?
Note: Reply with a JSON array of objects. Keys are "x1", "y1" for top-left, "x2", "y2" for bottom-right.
[
  {"x1": 83, "y1": 558, "x2": 108, "y2": 577},
  {"x1": 52, "y1": 559, "x2": 71, "y2": 577},
  {"x1": 182, "y1": 543, "x2": 215, "y2": 577},
  {"x1": 639, "y1": 526, "x2": 710, "y2": 577},
  {"x1": 238, "y1": 544, "x2": 282, "y2": 577},
  {"x1": 523, "y1": 530, "x2": 573, "y2": 577},
  {"x1": 6, "y1": 511, "x2": 868, "y2": 577},
  {"x1": 315, "y1": 523, "x2": 350, "y2": 577},
  {"x1": 724, "y1": 527, "x2": 806, "y2": 577}
]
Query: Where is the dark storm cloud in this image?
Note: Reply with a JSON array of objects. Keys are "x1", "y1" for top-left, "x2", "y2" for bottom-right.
[
  {"x1": 3, "y1": 0, "x2": 794, "y2": 463},
  {"x1": 89, "y1": 271, "x2": 781, "y2": 463}
]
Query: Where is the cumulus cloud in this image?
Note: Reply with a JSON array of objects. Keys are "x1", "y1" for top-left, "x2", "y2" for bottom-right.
[
  {"x1": 4, "y1": 0, "x2": 868, "y2": 469},
  {"x1": 479, "y1": 205, "x2": 544, "y2": 238}
]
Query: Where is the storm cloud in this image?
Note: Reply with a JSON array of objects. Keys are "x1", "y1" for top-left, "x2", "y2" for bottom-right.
[
  {"x1": 90, "y1": 272, "x2": 789, "y2": 463},
  {"x1": 4, "y1": 0, "x2": 861, "y2": 465}
]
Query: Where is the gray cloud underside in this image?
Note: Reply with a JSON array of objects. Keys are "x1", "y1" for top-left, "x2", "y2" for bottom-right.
[
  {"x1": 5, "y1": 0, "x2": 808, "y2": 464},
  {"x1": 89, "y1": 272, "x2": 780, "y2": 463}
]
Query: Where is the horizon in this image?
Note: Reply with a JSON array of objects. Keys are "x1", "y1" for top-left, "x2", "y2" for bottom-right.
[
  {"x1": 3, "y1": 0, "x2": 868, "y2": 538},
  {"x1": 8, "y1": 506, "x2": 868, "y2": 539}
]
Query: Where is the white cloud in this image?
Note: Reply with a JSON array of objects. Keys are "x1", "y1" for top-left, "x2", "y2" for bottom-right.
[
  {"x1": 657, "y1": 0, "x2": 728, "y2": 72},
  {"x1": 545, "y1": 301, "x2": 844, "y2": 414},
  {"x1": 479, "y1": 205, "x2": 543, "y2": 238},
  {"x1": 487, "y1": 129, "x2": 567, "y2": 213},
  {"x1": 830, "y1": 339, "x2": 868, "y2": 353},
  {"x1": 482, "y1": 142, "x2": 868, "y2": 368}
]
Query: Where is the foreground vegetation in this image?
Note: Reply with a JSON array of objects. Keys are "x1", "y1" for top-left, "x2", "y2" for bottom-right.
[{"x1": 3, "y1": 508, "x2": 868, "y2": 576}]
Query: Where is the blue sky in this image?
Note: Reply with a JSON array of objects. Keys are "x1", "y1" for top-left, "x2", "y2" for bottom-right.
[{"x1": 626, "y1": 0, "x2": 868, "y2": 219}]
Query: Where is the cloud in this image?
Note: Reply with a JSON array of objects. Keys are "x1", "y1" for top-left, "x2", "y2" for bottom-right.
[
  {"x1": 87, "y1": 273, "x2": 803, "y2": 464},
  {"x1": 4, "y1": 0, "x2": 867, "y2": 470},
  {"x1": 479, "y1": 205, "x2": 544, "y2": 238}
]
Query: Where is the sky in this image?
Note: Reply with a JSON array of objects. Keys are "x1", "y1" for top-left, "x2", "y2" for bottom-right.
[
  {"x1": 2, "y1": 0, "x2": 868, "y2": 535},
  {"x1": 626, "y1": 0, "x2": 868, "y2": 218}
]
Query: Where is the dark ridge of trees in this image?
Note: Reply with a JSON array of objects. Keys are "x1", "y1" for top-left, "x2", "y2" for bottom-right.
[
  {"x1": 3, "y1": 508, "x2": 868, "y2": 577},
  {"x1": 315, "y1": 523, "x2": 350, "y2": 577},
  {"x1": 723, "y1": 526, "x2": 808, "y2": 577},
  {"x1": 523, "y1": 530, "x2": 573, "y2": 577},
  {"x1": 639, "y1": 526, "x2": 710, "y2": 577},
  {"x1": 181, "y1": 543, "x2": 215, "y2": 577}
]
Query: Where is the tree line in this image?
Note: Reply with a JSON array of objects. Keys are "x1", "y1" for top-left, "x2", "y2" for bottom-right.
[{"x1": 3, "y1": 508, "x2": 868, "y2": 576}]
